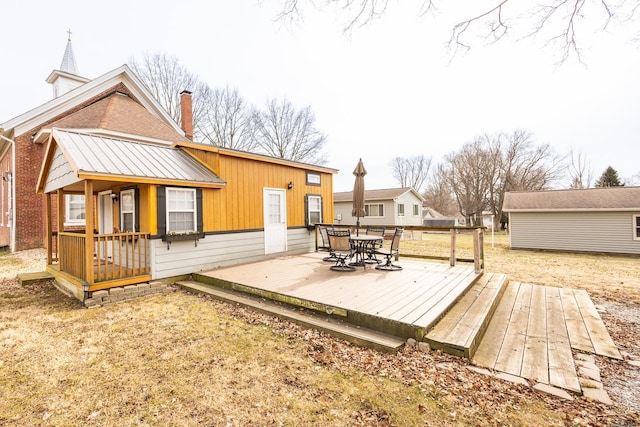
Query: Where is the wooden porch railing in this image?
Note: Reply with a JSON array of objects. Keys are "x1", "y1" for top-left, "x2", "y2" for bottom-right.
[
  {"x1": 58, "y1": 232, "x2": 150, "y2": 283},
  {"x1": 316, "y1": 224, "x2": 485, "y2": 273}
]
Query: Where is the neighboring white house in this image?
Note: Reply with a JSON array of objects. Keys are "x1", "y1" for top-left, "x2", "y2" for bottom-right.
[
  {"x1": 333, "y1": 187, "x2": 425, "y2": 227},
  {"x1": 503, "y1": 186, "x2": 640, "y2": 255}
]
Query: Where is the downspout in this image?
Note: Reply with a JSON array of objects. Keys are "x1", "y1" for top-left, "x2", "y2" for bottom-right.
[{"x1": 0, "y1": 131, "x2": 16, "y2": 252}]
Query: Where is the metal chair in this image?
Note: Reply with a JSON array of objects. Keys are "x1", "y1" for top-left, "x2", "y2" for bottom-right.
[
  {"x1": 327, "y1": 229, "x2": 356, "y2": 272},
  {"x1": 318, "y1": 225, "x2": 337, "y2": 262},
  {"x1": 374, "y1": 227, "x2": 404, "y2": 271},
  {"x1": 364, "y1": 225, "x2": 385, "y2": 264}
]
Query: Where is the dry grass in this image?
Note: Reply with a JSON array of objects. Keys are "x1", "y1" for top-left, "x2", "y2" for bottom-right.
[
  {"x1": 401, "y1": 231, "x2": 640, "y2": 305},
  {"x1": 1, "y1": 246, "x2": 638, "y2": 426}
]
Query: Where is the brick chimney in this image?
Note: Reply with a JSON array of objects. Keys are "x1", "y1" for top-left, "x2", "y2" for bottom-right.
[{"x1": 180, "y1": 90, "x2": 193, "y2": 141}]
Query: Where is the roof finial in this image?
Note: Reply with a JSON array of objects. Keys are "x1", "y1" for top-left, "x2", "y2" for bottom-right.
[{"x1": 67, "y1": 28, "x2": 72, "y2": 41}]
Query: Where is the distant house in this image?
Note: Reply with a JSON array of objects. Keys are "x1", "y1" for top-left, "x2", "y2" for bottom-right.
[
  {"x1": 422, "y1": 206, "x2": 459, "y2": 228},
  {"x1": 333, "y1": 187, "x2": 425, "y2": 227},
  {"x1": 503, "y1": 187, "x2": 640, "y2": 255}
]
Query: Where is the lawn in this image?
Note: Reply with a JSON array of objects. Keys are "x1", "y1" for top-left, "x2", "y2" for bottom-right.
[{"x1": 0, "y1": 245, "x2": 638, "y2": 426}]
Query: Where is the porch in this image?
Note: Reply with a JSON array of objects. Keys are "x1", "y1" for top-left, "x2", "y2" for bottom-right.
[{"x1": 47, "y1": 231, "x2": 151, "y2": 294}]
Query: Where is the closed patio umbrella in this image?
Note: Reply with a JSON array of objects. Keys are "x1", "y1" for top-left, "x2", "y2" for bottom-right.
[{"x1": 352, "y1": 158, "x2": 367, "y2": 236}]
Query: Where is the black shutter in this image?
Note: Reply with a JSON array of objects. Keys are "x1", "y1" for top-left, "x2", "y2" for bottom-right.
[
  {"x1": 319, "y1": 195, "x2": 323, "y2": 224},
  {"x1": 196, "y1": 188, "x2": 203, "y2": 233},
  {"x1": 157, "y1": 186, "x2": 166, "y2": 236},
  {"x1": 304, "y1": 194, "x2": 309, "y2": 227}
]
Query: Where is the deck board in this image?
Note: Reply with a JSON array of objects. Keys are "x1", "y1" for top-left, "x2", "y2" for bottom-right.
[
  {"x1": 472, "y1": 281, "x2": 521, "y2": 369},
  {"x1": 452, "y1": 273, "x2": 505, "y2": 349},
  {"x1": 494, "y1": 283, "x2": 532, "y2": 376},
  {"x1": 559, "y1": 288, "x2": 594, "y2": 353},
  {"x1": 521, "y1": 284, "x2": 548, "y2": 383},
  {"x1": 408, "y1": 268, "x2": 479, "y2": 326},
  {"x1": 572, "y1": 290, "x2": 623, "y2": 360},
  {"x1": 425, "y1": 274, "x2": 488, "y2": 343},
  {"x1": 545, "y1": 287, "x2": 581, "y2": 393}
]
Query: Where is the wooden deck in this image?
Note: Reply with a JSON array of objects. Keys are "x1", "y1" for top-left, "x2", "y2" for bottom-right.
[
  {"x1": 472, "y1": 282, "x2": 622, "y2": 393},
  {"x1": 189, "y1": 253, "x2": 622, "y2": 395},
  {"x1": 194, "y1": 252, "x2": 482, "y2": 339}
]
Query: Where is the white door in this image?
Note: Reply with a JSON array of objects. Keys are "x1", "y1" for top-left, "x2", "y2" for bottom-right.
[
  {"x1": 98, "y1": 191, "x2": 114, "y2": 258},
  {"x1": 263, "y1": 188, "x2": 287, "y2": 254}
]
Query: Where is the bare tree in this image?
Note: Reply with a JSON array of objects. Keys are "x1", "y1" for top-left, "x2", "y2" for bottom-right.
[
  {"x1": 198, "y1": 86, "x2": 257, "y2": 151},
  {"x1": 423, "y1": 163, "x2": 457, "y2": 217},
  {"x1": 442, "y1": 130, "x2": 562, "y2": 227},
  {"x1": 390, "y1": 155, "x2": 432, "y2": 192},
  {"x1": 444, "y1": 139, "x2": 493, "y2": 226},
  {"x1": 129, "y1": 52, "x2": 212, "y2": 141},
  {"x1": 277, "y1": 0, "x2": 637, "y2": 61},
  {"x1": 252, "y1": 97, "x2": 328, "y2": 164},
  {"x1": 567, "y1": 148, "x2": 594, "y2": 189}
]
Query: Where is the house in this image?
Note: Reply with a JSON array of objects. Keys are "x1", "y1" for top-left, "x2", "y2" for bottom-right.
[
  {"x1": 422, "y1": 206, "x2": 459, "y2": 228},
  {"x1": 333, "y1": 187, "x2": 425, "y2": 227},
  {"x1": 4, "y1": 38, "x2": 337, "y2": 301},
  {"x1": 503, "y1": 187, "x2": 640, "y2": 255},
  {"x1": 0, "y1": 37, "x2": 190, "y2": 251}
]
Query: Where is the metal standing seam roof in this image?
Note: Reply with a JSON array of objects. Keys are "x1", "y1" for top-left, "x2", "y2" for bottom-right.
[
  {"x1": 51, "y1": 128, "x2": 225, "y2": 186},
  {"x1": 503, "y1": 187, "x2": 640, "y2": 211}
]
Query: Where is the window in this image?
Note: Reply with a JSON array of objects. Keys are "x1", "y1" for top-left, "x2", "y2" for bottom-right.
[
  {"x1": 306, "y1": 172, "x2": 321, "y2": 186},
  {"x1": 306, "y1": 195, "x2": 322, "y2": 226},
  {"x1": 166, "y1": 188, "x2": 197, "y2": 233},
  {"x1": 365, "y1": 203, "x2": 384, "y2": 217},
  {"x1": 413, "y1": 204, "x2": 420, "y2": 216},
  {"x1": 398, "y1": 203, "x2": 405, "y2": 216},
  {"x1": 65, "y1": 194, "x2": 85, "y2": 226},
  {"x1": 120, "y1": 189, "x2": 136, "y2": 232},
  {"x1": 634, "y1": 215, "x2": 640, "y2": 240}
]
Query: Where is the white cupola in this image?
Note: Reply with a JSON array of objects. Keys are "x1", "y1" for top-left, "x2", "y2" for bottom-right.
[{"x1": 45, "y1": 30, "x2": 90, "y2": 98}]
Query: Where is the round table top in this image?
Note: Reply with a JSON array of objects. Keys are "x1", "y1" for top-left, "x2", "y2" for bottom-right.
[{"x1": 350, "y1": 235, "x2": 383, "y2": 241}]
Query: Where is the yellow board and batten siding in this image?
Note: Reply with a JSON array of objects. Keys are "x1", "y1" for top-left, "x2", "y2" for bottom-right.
[{"x1": 174, "y1": 145, "x2": 335, "y2": 233}]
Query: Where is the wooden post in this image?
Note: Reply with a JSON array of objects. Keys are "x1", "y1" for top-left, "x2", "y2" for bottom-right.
[
  {"x1": 84, "y1": 180, "x2": 95, "y2": 284},
  {"x1": 56, "y1": 189, "x2": 64, "y2": 264},
  {"x1": 45, "y1": 193, "x2": 52, "y2": 265},
  {"x1": 449, "y1": 228, "x2": 456, "y2": 266},
  {"x1": 474, "y1": 228, "x2": 484, "y2": 273}
]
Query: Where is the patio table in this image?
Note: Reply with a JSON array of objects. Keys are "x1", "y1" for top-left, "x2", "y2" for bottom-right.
[{"x1": 349, "y1": 235, "x2": 383, "y2": 268}]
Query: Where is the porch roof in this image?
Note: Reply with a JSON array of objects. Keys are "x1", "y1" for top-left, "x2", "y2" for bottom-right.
[{"x1": 37, "y1": 128, "x2": 226, "y2": 193}]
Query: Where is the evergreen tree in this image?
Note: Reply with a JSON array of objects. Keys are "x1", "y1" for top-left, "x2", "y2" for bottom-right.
[{"x1": 595, "y1": 166, "x2": 625, "y2": 187}]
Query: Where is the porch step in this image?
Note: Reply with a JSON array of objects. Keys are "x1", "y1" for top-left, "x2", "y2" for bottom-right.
[
  {"x1": 175, "y1": 280, "x2": 406, "y2": 353},
  {"x1": 425, "y1": 272, "x2": 509, "y2": 359},
  {"x1": 18, "y1": 271, "x2": 55, "y2": 285}
]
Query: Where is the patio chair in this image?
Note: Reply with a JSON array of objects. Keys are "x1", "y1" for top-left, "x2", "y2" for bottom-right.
[
  {"x1": 327, "y1": 229, "x2": 356, "y2": 272},
  {"x1": 364, "y1": 225, "x2": 385, "y2": 264},
  {"x1": 374, "y1": 227, "x2": 404, "y2": 271},
  {"x1": 318, "y1": 225, "x2": 338, "y2": 262}
]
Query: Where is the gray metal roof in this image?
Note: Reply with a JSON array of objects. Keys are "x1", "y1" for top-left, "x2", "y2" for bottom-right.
[
  {"x1": 51, "y1": 128, "x2": 225, "y2": 187},
  {"x1": 503, "y1": 187, "x2": 640, "y2": 211}
]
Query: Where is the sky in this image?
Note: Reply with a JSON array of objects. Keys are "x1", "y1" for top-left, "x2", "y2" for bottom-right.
[{"x1": 1, "y1": 0, "x2": 639, "y2": 192}]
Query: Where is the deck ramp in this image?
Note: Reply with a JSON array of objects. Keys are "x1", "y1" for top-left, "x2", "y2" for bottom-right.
[{"x1": 472, "y1": 282, "x2": 621, "y2": 394}]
